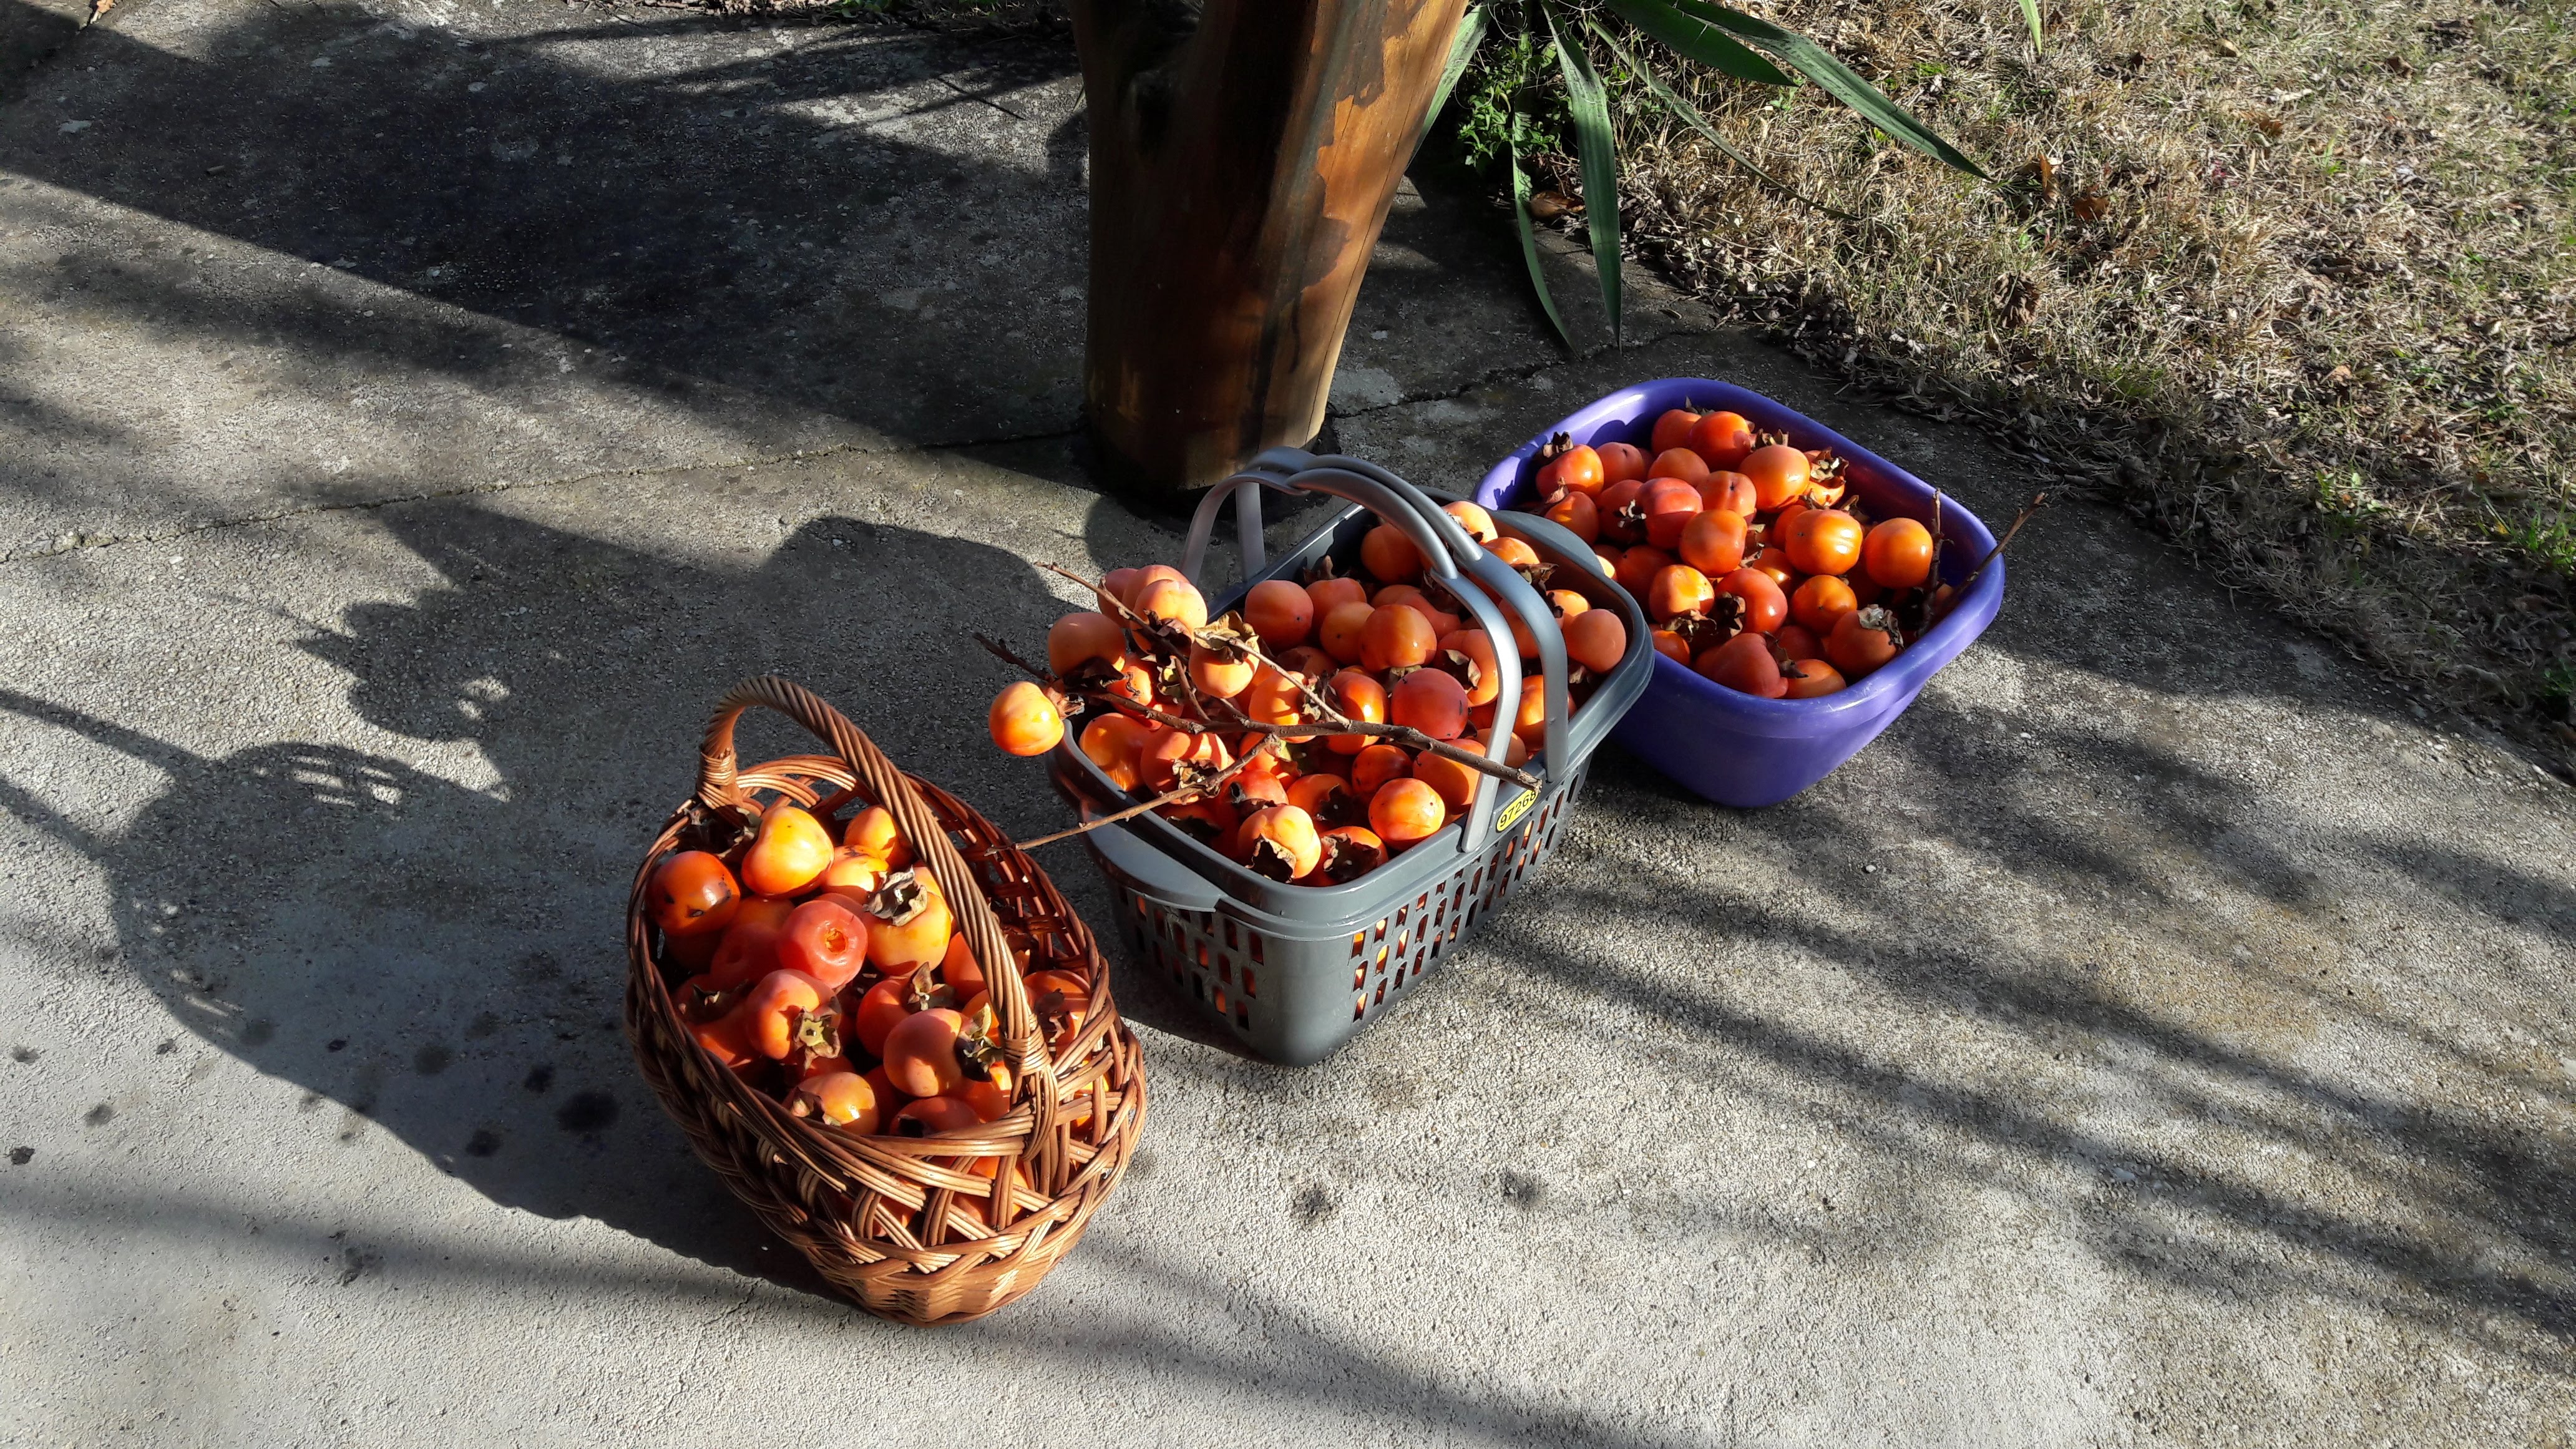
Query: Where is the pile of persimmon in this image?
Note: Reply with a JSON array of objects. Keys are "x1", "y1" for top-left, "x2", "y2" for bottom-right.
[
  {"x1": 1511, "y1": 407, "x2": 1953, "y2": 700},
  {"x1": 645, "y1": 801, "x2": 1091, "y2": 1211},
  {"x1": 983, "y1": 505, "x2": 1624, "y2": 886}
]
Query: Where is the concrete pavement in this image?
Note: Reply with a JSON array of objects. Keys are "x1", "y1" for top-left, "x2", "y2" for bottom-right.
[{"x1": 3, "y1": 1, "x2": 2572, "y2": 1445}]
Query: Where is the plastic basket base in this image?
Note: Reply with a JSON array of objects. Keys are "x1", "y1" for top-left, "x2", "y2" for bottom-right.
[{"x1": 1095, "y1": 763, "x2": 1589, "y2": 1065}]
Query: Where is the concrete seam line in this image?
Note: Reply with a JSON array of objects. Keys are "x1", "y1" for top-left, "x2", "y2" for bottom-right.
[
  {"x1": 1325, "y1": 321, "x2": 1710, "y2": 422},
  {"x1": 0, "y1": 424, "x2": 1083, "y2": 565}
]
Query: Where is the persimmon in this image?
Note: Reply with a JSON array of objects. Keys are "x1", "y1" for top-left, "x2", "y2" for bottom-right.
[
  {"x1": 1826, "y1": 605, "x2": 1903, "y2": 677},
  {"x1": 741, "y1": 802, "x2": 834, "y2": 898},
  {"x1": 1773, "y1": 622, "x2": 1825, "y2": 662},
  {"x1": 842, "y1": 805, "x2": 910, "y2": 867},
  {"x1": 1436, "y1": 628, "x2": 1500, "y2": 706},
  {"x1": 1324, "y1": 670, "x2": 1386, "y2": 755},
  {"x1": 1679, "y1": 508, "x2": 1748, "y2": 577},
  {"x1": 1114, "y1": 564, "x2": 1186, "y2": 608},
  {"x1": 864, "y1": 1064, "x2": 905, "y2": 1115},
  {"x1": 863, "y1": 869, "x2": 953, "y2": 972},
  {"x1": 1699, "y1": 471, "x2": 1758, "y2": 517},
  {"x1": 1652, "y1": 629, "x2": 1691, "y2": 663},
  {"x1": 1139, "y1": 727, "x2": 1230, "y2": 791},
  {"x1": 1789, "y1": 573, "x2": 1859, "y2": 634},
  {"x1": 1715, "y1": 567, "x2": 1789, "y2": 633},
  {"x1": 1286, "y1": 773, "x2": 1360, "y2": 828},
  {"x1": 1389, "y1": 666, "x2": 1469, "y2": 740},
  {"x1": 788, "y1": 1071, "x2": 881, "y2": 1132},
  {"x1": 1647, "y1": 448, "x2": 1711, "y2": 489},
  {"x1": 1244, "y1": 579, "x2": 1315, "y2": 648},
  {"x1": 1611, "y1": 544, "x2": 1669, "y2": 597},
  {"x1": 1132, "y1": 576, "x2": 1209, "y2": 633},
  {"x1": 1360, "y1": 605, "x2": 1436, "y2": 672},
  {"x1": 1780, "y1": 657, "x2": 1848, "y2": 698},
  {"x1": 1080, "y1": 713, "x2": 1152, "y2": 790},
  {"x1": 1863, "y1": 517, "x2": 1936, "y2": 590},
  {"x1": 1597, "y1": 441, "x2": 1650, "y2": 485},
  {"x1": 1846, "y1": 569, "x2": 1886, "y2": 608},
  {"x1": 987, "y1": 681, "x2": 1064, "y2": 756},
  {"x1": 1360, "y1": 523, "x2": 1423, "y2": 583},
  {"x1": 1490, "y1": 535, "x2": 1541, "y2": 570},
  {"x1": 1651, "y1": 408, "x2": 1702, "y2": 454},
  {"x1": 1479, "y1": 727, "x2": 1531, "y2": 769},
  {"x1": 1411, "y1": 749, "x2": 1480, "y2": 812},
  {"x1": 1542, "y1": 489, "x2": 1599, "y2": 542},
  {"x1": 938, "y1": 930, "x2": 989, "y2": 1005},
  {"x1": 882, "y1": 1007, "x2": 968, "y2": 1098},
  {"x1": 1596, "y1": 478, "x2": 1647, "y2": 543},
  {"x1": 1024, "y1": 970, "x2": 1091, "y2": 1052},
  {"x1": 1534, "y1": 444, "x2": 1604, "y2": 499},
  {"x1": 1351, "y1": 743, "x2": 1412, "y2": 796},
  {"x1": 1689, "y1": 410, "x2": 1756, "y2": 469},
  {"x1": 1697, "y1": 632, "x2": 1787, "y2": 698},
  {"x1": 1307, "y1": 575, "x2": 1368, "y2": 615},
  {"x1": 1372, "y1": 585, "x2": 1455, "y2": 635},
  {"x1": 1239, "y1": 805, "x2": 1323, "y2": 882},
  {"x1": 1782, "y1": 509, "x2": 1865, "y2": 577},
  {"x1": 650, "y1": 851, "x2": 741, "y2": 939},
  {"x1": 1316, "y1": 599, "x2": 1375, "y2": 665},
  {"x1": 1640, "y1": 480, "x2": 1703, "y2": 550},
  {"x1": 1443, "y1": 499, "x2": 1499, "y2": 542},
  {"x1": 737, "y1": 969, "x2": 832, "y2": 1060},
  {"x1": 777, "y1": 897, "x2": 867, "y2": 992},
  {"x1": 1101, "y1": 567, "x2": 1143, "y2": 607},
  {"x1": 1647, "y1": 564, "x2": 1716, "y2": 623},
  {"x1": 954, "y1": 1061, "x2": 1015, "y2": 1123},
  {"x1": 707, "y1": 895, "x2": 798, "y2": 989},
  {"x1": 1186, "y1": 638, "x2": 1256, "y2": 699},
  {"x1": 691, "y1": 1013, "x2": 756, "y2": 1071},
  {"x1": 1046, "y1": 612, "x2": 1127, "y2": 676},
  {"x1": 1369, "y1": 778, "x2": 1447, "y2": 851},
  {"x1": 1740, "y1": 444, "x2": 1811, "y2": 511},
  {"x1": 1281, "y1": 644, "x2": 1337, "y2": 680},
  {"x1": 1226, "y1": 769, "x2": 1288, "y2": 815},
  {"x1": 1509, "y1": 675, "x2": 1548, "y2": 744},
  {"x1": 1564, "y1": 608, "x2": 1627, "y2": 673},
  {"x1": 814, "y1": 848, "x2": 888, "y2": 905},
  {"x1": 1748, "y1": 546, "x2": 1798, "y2": 590},
  {"x1": 1234, "y1": 738, "x2": 1297, "y2": 794},
  {"x1": 852, "y1": 972, "x2": 922, "y2": 1058},
  {"x1": 1312, "y1": 826, "x2": 1388, "y2": 882},
  {"x1": 892, "y1": 1096, "x2": 980, "y2": 1136}
]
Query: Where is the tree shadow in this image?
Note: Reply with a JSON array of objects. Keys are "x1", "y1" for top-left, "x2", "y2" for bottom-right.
[
  {"x1": 2, "y1": 0, "x2": 1091, "y2": 524},
  {"x1": 0, "y1": 497, "x2": 1154, "y2": 1289}
]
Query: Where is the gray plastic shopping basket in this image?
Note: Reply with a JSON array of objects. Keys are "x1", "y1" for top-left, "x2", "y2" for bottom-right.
[{"x1": 1048, "y1": 450, "x2": 1652, "y2": 1065}]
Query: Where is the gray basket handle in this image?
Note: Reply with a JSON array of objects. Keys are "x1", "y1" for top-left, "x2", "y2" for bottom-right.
[{"x1": 1176, "y1": 452, "x2": 1575, "y2": 849}]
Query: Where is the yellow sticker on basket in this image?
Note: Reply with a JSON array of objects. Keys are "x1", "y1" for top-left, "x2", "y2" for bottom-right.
[{"x1": 1494, "y1": 788, "x2": 1534, "y2": 834}]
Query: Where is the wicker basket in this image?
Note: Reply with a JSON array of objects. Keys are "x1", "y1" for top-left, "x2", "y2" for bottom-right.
[{"x1": 624, "y1": 676, "x2": 1146, "y2": 1325}]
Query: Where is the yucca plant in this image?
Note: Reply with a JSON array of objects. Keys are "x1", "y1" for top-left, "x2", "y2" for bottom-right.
[{"x1": 1422, "y1": 0, "x2": 2014, "y2": 346}]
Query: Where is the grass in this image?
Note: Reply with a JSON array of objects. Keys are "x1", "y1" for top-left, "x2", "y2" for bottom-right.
[{"x1": 1488, "y1": 0, "x2": 2576, "y2": 746}]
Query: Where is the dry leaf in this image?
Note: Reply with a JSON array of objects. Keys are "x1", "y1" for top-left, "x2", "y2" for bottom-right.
[
  {"x1": 1529, "y1": 190, "x2": 1579, "y2": 221},
  {"x1": 82, "y1": 0, "x2": 113, "y2": 23},
  {"x1": 2069, "y1": 191, "x2": 2110, "y2": 222}
]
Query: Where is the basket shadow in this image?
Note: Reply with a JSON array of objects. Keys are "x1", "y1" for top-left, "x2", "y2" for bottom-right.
[{"x1": 15, "y1": 497, "x2": 1128, "y2": 1294}]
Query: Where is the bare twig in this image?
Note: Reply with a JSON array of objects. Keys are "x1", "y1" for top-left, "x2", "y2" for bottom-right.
[
  {"x1": 1949, "y1": 492, "x2": 2048, "y2": 606},
  {"x1": 1015, "y1": 752, "x2": 1257, "y2": 851}
]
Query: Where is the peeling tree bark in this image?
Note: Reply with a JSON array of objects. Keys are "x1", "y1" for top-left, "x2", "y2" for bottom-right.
[{"x1": 1070, "y1": 0, "x2": 1470, "y2": 502}]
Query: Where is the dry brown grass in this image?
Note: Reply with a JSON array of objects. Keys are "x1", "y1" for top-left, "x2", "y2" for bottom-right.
[{"x1": 1591, "y1": 0, "x2": 2576, "y2": 741}]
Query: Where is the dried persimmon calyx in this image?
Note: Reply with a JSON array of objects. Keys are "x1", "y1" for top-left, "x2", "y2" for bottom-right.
[{"x1": 867, "y1": 869, "x2": 932, "y2": 925}]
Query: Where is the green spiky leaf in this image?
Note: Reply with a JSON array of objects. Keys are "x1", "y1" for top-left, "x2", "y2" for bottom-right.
[
  {"x1": 1506, "y1": 112, "x2": 1572, "y2": 350},
  {"x1": 1420, "y1": 5, "x2": 1490, "y2": 149},
  {"x1": 2016, "y1": 0, "x2": 2046, "y2": 55},
  {"x1": 1546, "y1": 4, "x2": 1622, "y2": 344},
  {"x1": 1600, "y1": 0, "x2": 1791, "y2": 85},
  {"x1": 1669, "y1": 0, "x2": 1988, "y2": 177},
  {"x1": 1586, "y1": 17, "x2": 1856, "y2": 221}
]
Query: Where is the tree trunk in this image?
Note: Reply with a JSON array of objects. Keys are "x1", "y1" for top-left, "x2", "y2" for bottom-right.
[{"x1": 1070, "y1": 0, "x2": 1470, "y2": 502}]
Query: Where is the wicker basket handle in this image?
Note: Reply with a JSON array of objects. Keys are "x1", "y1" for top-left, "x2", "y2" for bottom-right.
[{"x1": 696, "y1": 677, "x2": 1064, "y2": 1153}]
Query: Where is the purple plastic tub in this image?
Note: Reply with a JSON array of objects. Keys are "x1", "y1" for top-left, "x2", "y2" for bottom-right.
[{"x1": 1474, "y1": 377, "x2": 2006, "y2": 807}]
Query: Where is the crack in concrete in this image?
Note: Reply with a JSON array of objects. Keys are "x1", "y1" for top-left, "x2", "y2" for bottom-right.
[{"x1": 0, "y1": 422, "x2": 1083, "y2": 565}]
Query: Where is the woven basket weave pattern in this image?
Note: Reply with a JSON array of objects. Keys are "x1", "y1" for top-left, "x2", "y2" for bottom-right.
[{"x1": 624, "y1": 678, "x2": 1144, "y2": 1325}]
